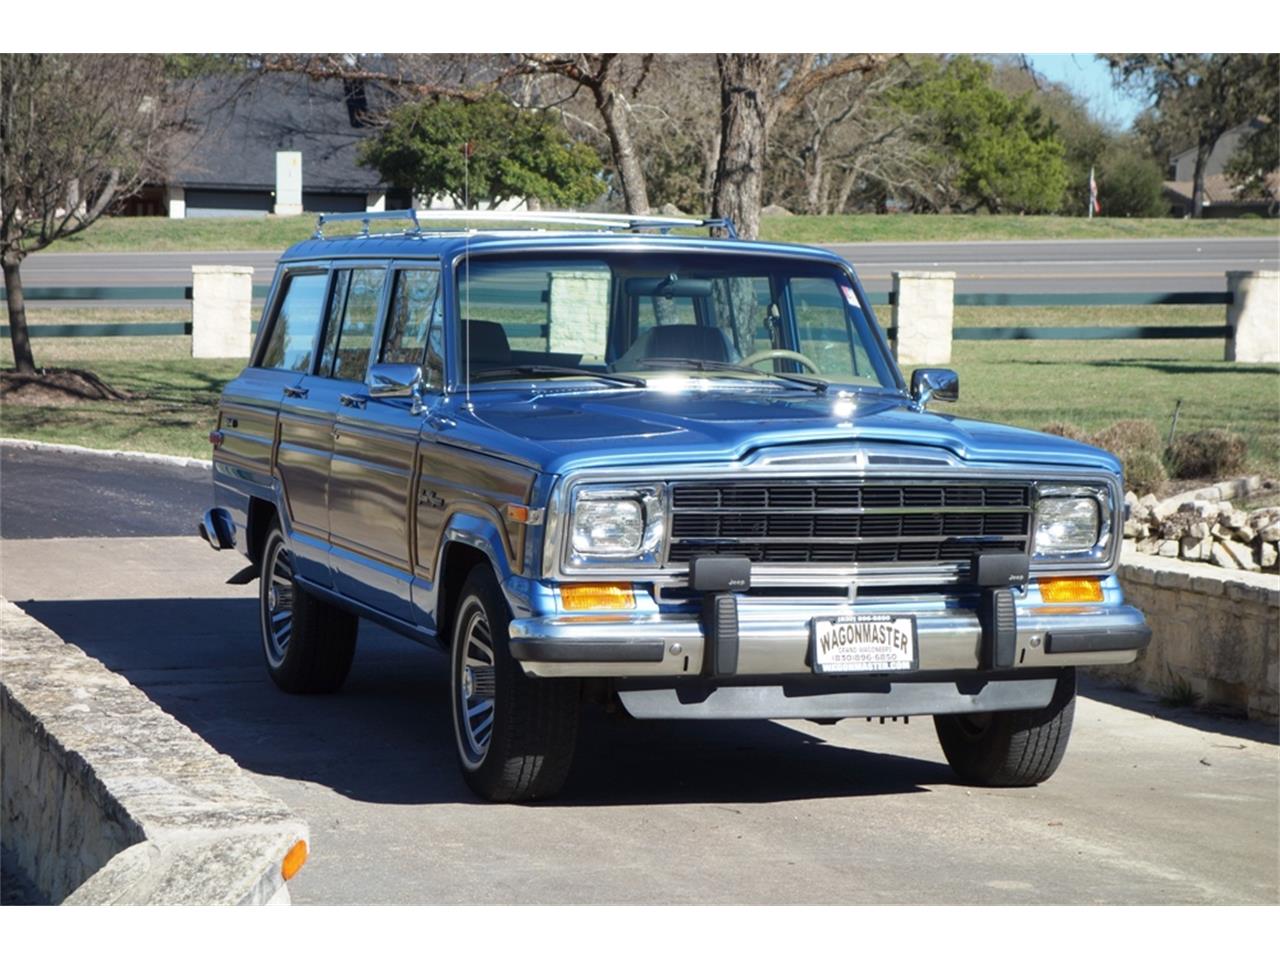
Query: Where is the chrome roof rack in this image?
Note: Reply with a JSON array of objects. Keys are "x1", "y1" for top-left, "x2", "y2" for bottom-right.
[{"x1": 312, "y1": 209, "x2": 738, "y2": 239}]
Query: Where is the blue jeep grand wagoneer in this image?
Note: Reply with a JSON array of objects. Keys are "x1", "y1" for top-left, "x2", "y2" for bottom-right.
[{"x1": 200, "y1": 210, "x2": 1150, "y2": 801}]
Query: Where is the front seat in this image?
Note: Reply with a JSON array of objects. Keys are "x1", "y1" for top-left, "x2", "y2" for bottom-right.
[
  {"x1": 463, "y1": 319, "x2": 512, "y2": 368},
  {"x1": 614, "y1": 324, "x2": 736, "y2": 369}
]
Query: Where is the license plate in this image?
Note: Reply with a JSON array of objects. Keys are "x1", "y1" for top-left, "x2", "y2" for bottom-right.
[{"x1": 811, "y1": 614, "x2": 918, "y2": 674}]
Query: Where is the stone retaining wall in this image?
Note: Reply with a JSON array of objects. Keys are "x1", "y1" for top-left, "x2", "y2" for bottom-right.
[
  {"x1": 0, "y1": 599, "x2": 308, "y2": 905},
  {"x1": 1093, "y1": 550, "x2": 1280, "y2": 723}
]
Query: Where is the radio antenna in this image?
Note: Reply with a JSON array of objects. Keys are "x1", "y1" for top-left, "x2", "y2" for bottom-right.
[{"x1": 463, "y1": 140, "x2": 473, "y2": 410}]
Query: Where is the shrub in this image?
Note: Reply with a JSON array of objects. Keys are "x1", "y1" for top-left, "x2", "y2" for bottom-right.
[
  {"x1": 1040, "y1": 422, "x2": 1088, "y2": 441},
  {"x1": 1166, "y1": 429, "x2": 1247, "y2": 479},
  {"x1": 1122, "y1": 450, "x2": 1168, "y2": 496},
  {"x1": 1090, "y1": 418, "x2": 1163, "y2": 456}
]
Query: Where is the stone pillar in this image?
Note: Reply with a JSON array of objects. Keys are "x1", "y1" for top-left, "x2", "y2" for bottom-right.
[
  {"x1": 191, "y1": 266, "x2": 253, "y2": 358},
  {"x1": 165, "y1": 185, "x2": 185, "y2": 219},
  {"x1": 1225, "y1": 270, "x2": 1279, "y2": 363},
  {"x1": 365, "y1": 191, "x2": 386, "y2": 213},
  {"x1": 274, "y1": 151, "x2": 302, "y2": 216},
  {"x1": 548, "y1": 270, "x2": 610, "y2": 359},
  {"x1": 891, "y1": 270, "x2": 955, "y2": 366}
]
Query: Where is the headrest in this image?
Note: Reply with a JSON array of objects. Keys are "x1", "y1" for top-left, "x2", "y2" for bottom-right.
[
  {"x1": 464, "y1": 319, "x2": 512, "y2": 365},
  {"x1": 643, "y1": 324, "x2": 733, "y2": 363}
]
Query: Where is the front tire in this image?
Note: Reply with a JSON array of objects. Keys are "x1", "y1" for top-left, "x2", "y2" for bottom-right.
[
  {"x1": 259, "y1": 523, "x2": 358, "y2": 694},
  {"x1": 934, "y1": 669, "x2": 1076, "y2": 786},
  {"x1": 450, "y1": 565, "x2": 580, "y2": 801}
]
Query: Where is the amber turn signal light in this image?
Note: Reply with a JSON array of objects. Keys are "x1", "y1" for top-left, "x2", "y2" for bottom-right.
[
  {"x1": 281, "y1": 840, "x2": 308, "y2": 881},
  {"x1": 1039, "y1": 578, "x2": 1103, "y2": 603},
  {"x1": 560, "y1": 582, "x2": 636, "y2": 611}
]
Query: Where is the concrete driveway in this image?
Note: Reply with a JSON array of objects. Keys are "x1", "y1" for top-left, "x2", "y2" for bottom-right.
[{"x1": 4, "y1": 525, "x2": 1277, "y2": 905}]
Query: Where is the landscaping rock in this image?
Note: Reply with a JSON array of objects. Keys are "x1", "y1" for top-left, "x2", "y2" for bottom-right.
[
  {"x1": 1211, "y1": 541, "x2": 1242, "y2": 569},
  {"x1": 1217, "y1": 538, "x2": 1259, "y2": 571},
  {"x1": 1157, "y1": 540, "x2": 1178, "y2": 558},
  {"x1": 1220, "y1": 508, "x2": 1250, "y2": 530},
  {"x1": 1180, "y1": 537, "x2": 1206, "y2": 561},
  {"x1": 1124, "y1": 519, "x2": 1148, "y2": 540},
  {"x1": 1260, "y1": 522, "x2": 1280, "y2": 543},
  {"x1": 1261, "y1": 542, "x2": 1278, "y2": 569}
]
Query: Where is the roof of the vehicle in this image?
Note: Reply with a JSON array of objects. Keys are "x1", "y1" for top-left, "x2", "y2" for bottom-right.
[{"x1": 279, "y1": 230, "x2": 850, "y2": 266}]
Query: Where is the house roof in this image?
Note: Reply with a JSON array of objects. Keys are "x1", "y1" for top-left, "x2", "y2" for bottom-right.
[
  {"x1": 1163, "y1": 171, "x2": 1280, "y2": 205},
  {"x1": 167, "y1": 74, "x2": 388, "y2": 194}
]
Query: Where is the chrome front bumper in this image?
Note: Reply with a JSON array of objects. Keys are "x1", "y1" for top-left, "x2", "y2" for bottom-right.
[{"x1": 509, "y1": 599, "x2": 1150, "y2": 679}]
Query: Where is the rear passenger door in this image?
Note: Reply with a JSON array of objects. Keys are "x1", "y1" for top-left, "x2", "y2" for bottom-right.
[{"x1": 328, "y1": 263, "x2": 442, "y2": 621}]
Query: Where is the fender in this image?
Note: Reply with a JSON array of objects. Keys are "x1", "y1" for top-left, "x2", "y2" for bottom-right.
[{"x1": 414, "y1": 510, "x2": 536, "y2": 648}]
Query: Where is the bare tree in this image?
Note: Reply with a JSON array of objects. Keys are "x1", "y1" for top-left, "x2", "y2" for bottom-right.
[
  {"x1": 711, "y1": 54, "x2": 895, "y2": 238},
  {"x1": 768, "y1": 59, "x2": 928, "y2": 214},
  {"x1": 1, "y1": 54, "x2": 181, "y2": 374},
  {"x1": 516, "y1": 55, "x2": 654, "y2": 214}
]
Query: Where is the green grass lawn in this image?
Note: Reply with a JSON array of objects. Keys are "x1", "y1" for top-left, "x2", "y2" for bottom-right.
[
  {"x1": 4, "y1": 305, "x2": 1277, "y2": 476},
  {"x1": 37, "y1": 212, "x2": 1279, "y2": 253}
]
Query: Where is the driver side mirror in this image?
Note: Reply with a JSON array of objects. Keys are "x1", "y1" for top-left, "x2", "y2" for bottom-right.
[
  {"x1": 369, "y1": 363, "x2": 426, "y2": 414},
  {"x1": 910, "y1": 368, "x2": 959, "y2": 410}
]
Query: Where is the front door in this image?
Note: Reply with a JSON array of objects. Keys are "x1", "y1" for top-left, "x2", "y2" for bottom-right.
[{"x1": 327, "y1": 264, "x2": 442, "y2": 621}]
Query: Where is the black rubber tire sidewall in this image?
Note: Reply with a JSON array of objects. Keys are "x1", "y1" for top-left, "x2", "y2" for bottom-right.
[
  {"x1": 934, "y1": 668, "x2": 1077, "y2": 787},
  {"x1": 258, "y1": 523, "x2": 358, "y2": 695},
  {"x1": 449, "y1": 564, "x2": 580, "y2": 802}
]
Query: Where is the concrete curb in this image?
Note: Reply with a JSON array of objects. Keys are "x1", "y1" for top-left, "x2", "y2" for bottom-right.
[
  {"x1": 0, "y1": 437, "x2": 212, "y2": 470},
  {"x1": 0, "y1": 599, "x2": 307, "y2": 904}
]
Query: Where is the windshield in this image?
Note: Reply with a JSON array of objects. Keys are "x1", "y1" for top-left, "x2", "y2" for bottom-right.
[{"x1": 456, "y1": 252, "x2": 899, "y2": 391}]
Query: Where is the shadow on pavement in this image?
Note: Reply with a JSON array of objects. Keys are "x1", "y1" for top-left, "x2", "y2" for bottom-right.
[
  {"x1": 1080, "y1": 677, "x2": 1279, "y2": 747},
  {"x1": 17, "y1": 598, "x2": 954, "y2": 807}
]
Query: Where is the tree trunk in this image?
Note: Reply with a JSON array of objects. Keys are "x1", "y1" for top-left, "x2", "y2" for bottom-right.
[
  {"x1": 3, "y1": 255, "x2": 36, "y2": 374},
  {"x1": 593, "y1": 86, "x2": 649, "y2": 215},
  {"x1": 711, "y1": 54, "x2": 774, "y2": 240},
  {"x1": 1190, "y1": 138, "x2": 1212, "y2": 218}
]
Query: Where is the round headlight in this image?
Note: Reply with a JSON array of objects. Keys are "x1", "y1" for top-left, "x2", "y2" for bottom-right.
[{"x1": 1034, "y1": 496, "x2": 1100, "y2": 554}]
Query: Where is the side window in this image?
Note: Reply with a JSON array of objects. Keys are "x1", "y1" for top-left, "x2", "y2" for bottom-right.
[
  {"x1": 790, "y1": 276, "x2": 865, "y2": 380},
  {"x1": 258, "y1": 273, "x2": 327, "y2": 372},
  {"x1": 381, "y1": 269, "x2": 440, "y2": 366},
  {"x1": 320, "y1": 268, "x2": 385, "y2": 382}
]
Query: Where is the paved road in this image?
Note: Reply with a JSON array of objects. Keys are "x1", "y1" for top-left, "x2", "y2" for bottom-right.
[
  {"x1": 18, "y1": 237, "x2": 1280, "y2": 299},
  {"x1": 1, "y1": 448, "x2": 1277, "y2": 905},
  {"x1": 0, "y1": 445, "x2": 210, "y2": 540}
]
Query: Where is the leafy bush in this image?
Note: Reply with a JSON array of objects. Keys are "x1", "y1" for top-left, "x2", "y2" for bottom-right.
[
  {"x1": 1039, "y1": 421, "x2": 1088, "y2": 441},
  {"x1": 1091, "y1": 418, "x2": 1163, "y2": 456},
  {"x1": 1086, "y1": 419, "x2": 1168, "y2": 495},
  {"x1": 1166, "y1": 429, "x2": 1247, "y2": 479},
  {"x1": 1122, "y1": 450, "x2": 1169, "y2": 496}
]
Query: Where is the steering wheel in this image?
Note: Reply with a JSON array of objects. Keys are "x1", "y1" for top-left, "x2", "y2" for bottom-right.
[{"x1": 739, "y1": 348, "x2": 821, "y2": 374}]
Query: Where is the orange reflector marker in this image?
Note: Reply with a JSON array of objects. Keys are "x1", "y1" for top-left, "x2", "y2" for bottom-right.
[
  {"x1": 506, "y1": 503, "x2": 530, "y2": 523},
  {"x1": 560, "y1": 582, "x2": 636, "y2": 611},
  {"x1": 281, "y1": 840, "x2": 308, "y2": 882},
  {"x1": 1039, "y1": 578, "x2": 1103, "y2": 603}
]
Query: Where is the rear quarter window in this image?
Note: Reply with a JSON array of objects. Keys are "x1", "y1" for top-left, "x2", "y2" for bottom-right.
[{"x1": 258, "y1": 273, "x2": 328, "y2": 372}]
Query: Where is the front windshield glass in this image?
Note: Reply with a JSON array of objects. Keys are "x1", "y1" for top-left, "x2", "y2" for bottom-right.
[{"x1": 456, "y1": 252, "x2": 898, "y2": 391}]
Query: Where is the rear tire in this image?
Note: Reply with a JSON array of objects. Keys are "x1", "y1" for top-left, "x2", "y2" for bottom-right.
[
  {"x1": 450, "y1": 565, "x2": 580, "y2": 801},
  {"x1": 259, "y1": 523, "x2": 358, "y2": 694},
  {"x1": 934, "y1": 669, "x2": 1076, "y2": 786}
]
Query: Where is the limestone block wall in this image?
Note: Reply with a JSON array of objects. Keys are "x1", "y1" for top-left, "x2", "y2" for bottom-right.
[
  {"x1": 0, "y1": 599, "x2": 308, "y2": 905},
  {"x1": 1092, "y1": 551, "x2": 1280, "y2": 722}
]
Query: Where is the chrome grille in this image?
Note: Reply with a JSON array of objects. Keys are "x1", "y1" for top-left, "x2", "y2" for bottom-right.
[{"x1": 667, "y1": 480, "x2": 1033, "y2": 569}]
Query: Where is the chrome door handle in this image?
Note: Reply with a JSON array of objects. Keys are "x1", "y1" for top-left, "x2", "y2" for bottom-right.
[
  {"x1": 283, "y1": 386, "x2": 309, "y2": 399},
  {"x1": 339, "y1": 394, "x2": 366, "y2": 410}
]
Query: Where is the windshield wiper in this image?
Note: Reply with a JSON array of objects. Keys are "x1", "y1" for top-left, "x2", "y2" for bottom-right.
[
  {"x1": 630, "y1": 357, "x2": 828, "y2": 393},
  {"x1": 470, "y1": 365, "x2": 647, "y2": 388}
]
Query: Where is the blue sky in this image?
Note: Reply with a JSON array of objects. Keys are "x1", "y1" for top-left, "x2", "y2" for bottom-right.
[{"x1": 1022, "y1": 54, "x2": 1153, "y2": 130}]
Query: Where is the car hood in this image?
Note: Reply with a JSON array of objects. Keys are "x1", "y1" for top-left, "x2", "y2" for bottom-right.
[{"x1": 443, "y1": 386, "x2": 1119, "y2": 476}]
